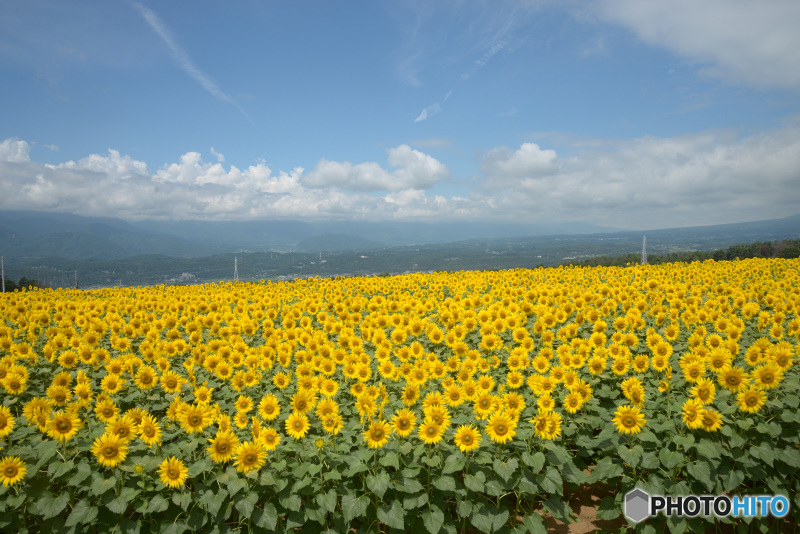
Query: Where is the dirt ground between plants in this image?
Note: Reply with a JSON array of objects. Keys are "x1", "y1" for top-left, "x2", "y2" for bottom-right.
[{"x1": 534, "y1": 483, "x2": 628, "y2": 533}]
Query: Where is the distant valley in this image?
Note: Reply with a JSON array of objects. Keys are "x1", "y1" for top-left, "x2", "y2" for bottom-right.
[{"x1": 1, "y1": 210, "x2": 798, "y2": 289}]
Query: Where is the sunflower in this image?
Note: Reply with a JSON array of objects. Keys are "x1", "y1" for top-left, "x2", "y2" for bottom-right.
[
  {"x1": 160, "y1": 370, "x2": 185, "y2": 394},
  {"x1": 321, "y1": 414, "x2": 343, "y2": 436},
  {"x1": 73, "y1": 382, "x2": 93, "y2": 402},
  {"x1": 501, "y1": 392, "x2": 525, "y2": 415},
  {"x1": 444, "y1": 384, "x2": 465, "y2": 407},
  {"x1": 537, "y1": 394, "x2": 555, "y2": 413},
  {"x1": 690, "y1": 378, "x2": 716, "y2": 404},
  {"x1": 139, "y1": 414, "x2": 162, "y2": 446},
  {"x1": 681, "y1": 398, "x2": 705, "y2": 429},
  {"x1": 460, "y1": 379, "x2": 478, "y2": 401},
  {"x1": 215, "y1": 362, "x2": 233, "y2": 380},
  {"x1": 180, "y1": 404, "x2": 213, "y2": 434},
  {"x1": 418, "y1": 420, "x2": 445, "y2": 445},
  {"x1": 485, "y1": 412, "x2": 517, "y2": 444},
  {"x1": 0, "y1": 406, "x2": 15, "y2": 439},
  {"x1": 319, "y1": 378, "x2": 339, "y2": 397},
  {"x1": 737, "y1": 388, "x2": 766, "y2": 413},
  {"x1": 95, "y1": 398, "x2": 119, "y2": 423},
  {"x1": 391, "y1": 408, "x2": 416, "y2": 438},
  {"x1": 587, "y1": 356, "x2": 607, "y2": 375},
  {"x1": 627, "y1": 354, "x2": 647, "y2": 374},
  {"x1": 22, "y1": 397, "x2": 51, "y2": 424},
  {"x1": 260, "y1": 427, "x2": 281, "y2": 451},
  {"x1": 752, "y1": 363, "x2": 783, "y2": 390},
  {"x1": 106, "y1": 414, "x2": 137, "y2": 443},
  {"x1": 562, "y1": 392, "x2": 584, "y2": 414},
  {"x1": 423, "y1": 405, "x2": 451, "y2": 429},
  {"x1": 207, "y1": 429, "x2": 239, "y2": 463},
  {"x1": 258, "y1": 394, "x2": 280, "y2": 421},
  {"x1": 531, "y1": 410, "x2": 562, "y2": 440},
  {"x1": 47, "y1": 384, "x2": 71, "y2": 406},
  {"x1": 506, "y1": 371, "x2": 525, "y2": 389},
  {"x1": 453, "y1": 424, "x2": 481, "y2": 452},
  {"x1": 401, "y1": 384, "x2": 420, "y2": 406},
  {"x1": 769, "y1": 343, "x2": 794, "y2": 370},
  {"x1": 717, "y1": 366, "x2": 749, "y2": 393},
  {"x1": 682, "y1": 361, "x2": 705, "y2": 383},
  {"x1": 158, "y1": 456, "x2": 188, "y2": 489},
  {"x1": 291, "y1": 389, "x2": 317, "y2": 414},
  {"x1": 612, "y1": 405, "x2": 645, "y2": 435},
  {"x1": 700, "y1": 408, "x2": 723, "y2": 432},
  {"x1": 707, "y1": 349, "x2": 732, "y2": 373},
  {"x1": 91, "y1": 433, "x2": 128, "y2": 468},
  {"x1": 364, "y1": 420, "x2": 392, "y2": 449},
  {"x1": 611, "y1": 357, "x2": 629, "y2": 376},
  {"x1": 650, "y1": 352, "x2": 669, "y2": 373},
  {"x1": 234, "y1": 441, "x2": 267, "y2": 473},
  {"x1": 473, "y1": 392, "x2": 496, "y2": 420},
  {"x1": 134, "y1": 366, "x2": 158, "y2": 390},
  {"x1": 234, "y1": 411, "x2": 250, "y2": 429},
  {"x1": 193, "y1": 385, "x2": 214, "y2": 404},
  {"x1": 47, "y1": 411, "x2": 81, "y2": 442},
  {"x1": 285, "y1": 411, "x2": 310, "y2": 440},
  {"x1": 0, "y1": 456, "x2": 26, "y2": 486}
]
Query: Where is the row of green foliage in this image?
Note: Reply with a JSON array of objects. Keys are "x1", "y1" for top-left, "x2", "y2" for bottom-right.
[{"x1": 2, "y1": 370, "x2": 798, "y2": 534}]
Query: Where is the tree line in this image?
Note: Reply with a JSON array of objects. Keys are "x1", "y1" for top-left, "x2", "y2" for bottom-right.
[{"x1": 572, "y1": 239, "x2": 800, "y2": 268}]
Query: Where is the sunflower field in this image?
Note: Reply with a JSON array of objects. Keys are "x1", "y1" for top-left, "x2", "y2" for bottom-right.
[{"x1": 0, "y1": 258, "x2": 799, "y2": 533}]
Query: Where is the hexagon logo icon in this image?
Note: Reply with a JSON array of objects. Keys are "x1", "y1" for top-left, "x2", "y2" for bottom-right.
[{"x1": 624, "y1": 488, "x2": 650, "y2": 523}]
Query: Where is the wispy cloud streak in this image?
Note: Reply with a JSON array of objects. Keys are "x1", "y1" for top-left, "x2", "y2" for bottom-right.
[
  {"x1": 131, "y1": 2, "x2": 252, "y2": 123},
  {"x1": 414, "y1": 91, "x2": 451, "y2": 123}
]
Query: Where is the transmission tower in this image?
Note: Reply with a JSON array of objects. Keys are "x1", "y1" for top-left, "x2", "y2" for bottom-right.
[
  {"x1": 234, "y1": 257, "x2": 239, "y2": 282},
  {"x1": 641, "y1": 235, "x2": 648, "y2": 265}
]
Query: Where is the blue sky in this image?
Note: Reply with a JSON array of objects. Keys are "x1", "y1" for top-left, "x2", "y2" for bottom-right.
[{"x1": 1, "y1": 0, "x2": 799, "y2": 229}]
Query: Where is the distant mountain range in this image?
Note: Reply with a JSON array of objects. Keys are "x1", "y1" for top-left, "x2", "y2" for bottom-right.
[{"x1": 0, "y1": 209, "x2": 798, "y2": 265}]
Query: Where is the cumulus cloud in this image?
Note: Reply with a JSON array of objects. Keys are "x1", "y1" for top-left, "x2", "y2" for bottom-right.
[
  {"x1": 479, "y1": 119, "x2": 800, "y2": 228},
  {"x1": 47, "y1": 149, "x2": 150, "y2": 180},
  {"x1": 0, "y1": 138, "x2": 31, "y2": 162},
  {"x1": 302, "y1": 145, "x2": 448, "y2": 191},
  {"x1": 1, "y1": 121, "x2": 799, "y2": 227},
  {"x1": 481, "y1": 143, "x2": 559, "y2": 188},
  {"x1": 0, "y1": 140, "x2": 459, "y2": 221},
  {"x1": 588, "y1": 0, "x2": 800, "y2": 88}
]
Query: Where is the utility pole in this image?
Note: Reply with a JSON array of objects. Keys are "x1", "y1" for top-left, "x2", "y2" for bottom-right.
[
  {"x1": 75, "y1": 269, "x2": 78, "y2": 289},
  {"x1": 1, "y1": 256, "x2": 5, "y2": 293},
  {"x1": 641, "y1": 235, "x2": 648, "y2": 265},
  {"x1": 234, "y1": 257, "x2": 239, "y2": 282}
]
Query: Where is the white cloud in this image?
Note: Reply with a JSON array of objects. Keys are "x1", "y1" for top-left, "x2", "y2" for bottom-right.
[
  {"x1": 0, "y1": 140, "x2": 457, "y2": 221},
  {"x1": 131, "y1": 2, "x2": 252, "y2": 121},
  {"x1": 47, "y1": 149, "x2": 150, "y2": 180},
  {"x1": 478, "y1": 119, "x2": 800, "y2": 228},
  {"x1": 414, "y1": 91, "x2": 451, "y2": 123},
  {"x1": 44, "y1": 144, "x2": 59, "y2": 151},
  {"x1": 302, "y1": 145, "x2": 448, "y2": 191},
  {"x1": 210, "y1": 147, "x2": 225, "y2": 163},
  {"x1": 414, "y1": 103, "x2": 440, "y2": 123},
  {"x1": 0, "y1": 138, "x2": 30, "y2": 162},
  {"x1": 1, "y1": 120, "x2": 798, "y2": 228},
  {"x1": 481, "y1": 143, "x2": 558, "y2": 188},
  {"x1": 588, "y1": 0, "x2": 800, "y2": 88}
]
